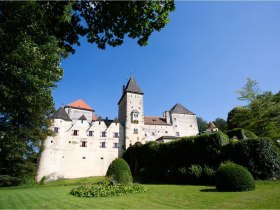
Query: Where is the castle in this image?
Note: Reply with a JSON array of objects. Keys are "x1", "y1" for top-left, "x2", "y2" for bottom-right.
[{"x1": 36, "y1": 76, "x2": 199, "y2": 181}]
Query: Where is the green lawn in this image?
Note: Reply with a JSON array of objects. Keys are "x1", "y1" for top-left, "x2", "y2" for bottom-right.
[{"x1": 0, "y1": 177, "x2": 279, "y2": 209}]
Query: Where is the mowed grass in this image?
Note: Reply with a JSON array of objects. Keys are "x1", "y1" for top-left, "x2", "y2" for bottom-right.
[{"x1": 0, "y1": 177, "x2": 280, "y2": 209}]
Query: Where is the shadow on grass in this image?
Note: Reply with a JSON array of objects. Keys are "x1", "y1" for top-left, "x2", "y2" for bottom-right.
[{"x1": 200, "y1": 188, "x2": 217, "y2": 192}]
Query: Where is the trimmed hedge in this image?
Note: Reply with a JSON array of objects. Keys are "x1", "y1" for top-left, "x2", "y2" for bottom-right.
[
  {"x1": 106, "y1": 158, "x2": 132, "y2": 184},
  {"x1": 123, "y1": 131, "x2": 229, "y2": 184},
  {"x1": 123, "y1": 133, "x2": 280, "y2": 183},
  {"x1": 216, "y1": 162, "x2": 255, "y2": 192},
  {"x1": 226, "y1": 128, "x2": 257, "y2": 140},
  {"x1": 222, "y1": 138, "x2": 280, "y2": 179},
  {"x1": 70, "y1": 184, "x2": 147, "y2": 197},
  {"x1": 165, "y1": 165, "x2": 215, "y2": 185}
]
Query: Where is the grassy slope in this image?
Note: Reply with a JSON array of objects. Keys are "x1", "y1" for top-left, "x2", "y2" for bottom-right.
[{"x1": 0, "y1": 177, "x2": 279, "y2": 209}]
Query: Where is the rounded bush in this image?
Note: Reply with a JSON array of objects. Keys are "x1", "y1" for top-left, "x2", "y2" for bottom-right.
[
  {"x1": 106, "y1": 158, "x2": 132, "y2": 184},
  {"x1": 215, "y1": 162, "x2": 255, "y2": 192}
]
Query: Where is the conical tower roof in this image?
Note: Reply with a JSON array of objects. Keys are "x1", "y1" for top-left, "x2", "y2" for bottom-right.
[
  {"x1": 170, "y1": 103, "x2": 195, "y2": 115},
  {"x1": 124, "y1": 76, "x2": 143, "y2": 94},
  {"x1": 50, "y1": 107, "x2": 71, "y2": 121},
  {"x1": 118, "y1": 76, "x2": 143, "y2": 104}
]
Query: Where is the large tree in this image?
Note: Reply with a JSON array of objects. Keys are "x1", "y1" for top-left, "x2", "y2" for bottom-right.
[
  {"x1": 236, "y1": 78, "x2": 261, "y2": 102},
  {"x1": 228, "y1": 84, "x2": 280, "y2": 140},
  {"x1": 197, "y1": 117, "x2": 208, "y2": 133},
  {"x1": 212, "y1": 118, "x2": 228, "y2": 132},
  {"x1": 0, "y1": 1, "x2": 175, "y2": 182}
]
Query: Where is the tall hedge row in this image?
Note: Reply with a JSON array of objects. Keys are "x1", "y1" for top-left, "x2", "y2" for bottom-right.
[
  {"x1": 123, "y1": 132, "x2": 280, "y2": 183},
  {"x1": 222, "y1": 138, "x2": 280, "y2": 179}
]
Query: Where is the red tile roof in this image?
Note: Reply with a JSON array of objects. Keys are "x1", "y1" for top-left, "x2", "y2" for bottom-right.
[
  {"x1": 66, "y1": 99, "x2": 94, "y2": 111},
  {"x1": 144, "y1": 116, "x2": 171, "y2": 125}
]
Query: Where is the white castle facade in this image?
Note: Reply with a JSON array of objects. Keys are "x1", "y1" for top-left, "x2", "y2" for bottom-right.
[{"x1": 36, "y1": 76, "x2": 199, "y2": 181}]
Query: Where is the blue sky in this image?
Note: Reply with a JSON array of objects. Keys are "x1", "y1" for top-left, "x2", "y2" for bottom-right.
[{"x1": 54, "y1": 1, "x2": 280, "y2": 122}]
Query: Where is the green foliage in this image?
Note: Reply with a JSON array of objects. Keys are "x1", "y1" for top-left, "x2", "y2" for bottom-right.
[
  {"x1": 229, "y1": 85, "x2": 280, "y2": 140},
  {"x1": 106, "y1": 158, "x2": 132, "y2": 184},
  {"x1": 165, "y1": 165, "x2": 215, "y2": 185},
  {"x1": 212, "y1": 118, "x2": 228, "y2": 132},
  {"x1": 222, "y1": 138, "x2": 280, "y2": 179},
  {"x1": 188, "y1": 164, "x2": 203, "y2": 180},
  {"x1": 197, "y1": 117, "x2": 208, "y2": 132},
  {"x1": 1, "y1": 1, "x2": 174, "y2": 182},
  {"x1": 226, "y1": 128, "x2": 257, "y2": 140},
  {"x1": 216, "y1": 162, "x2": 255, "y2": 192},
  {"x1": 236, "y1": 78, "x2": 261, "y2": 102},
  {"x1": 74, "y1": 1, "x2": 175, "y2": 50},
  {"x1": 227, "y1": 106, "x2": 251, "y2": 130},
  {"x1": 70, "y1": 183, "x2": 147, "y2": 198},
  {"x1": 0, "y1": 175, "x2": 21, "y2": 187},
  {"x1": 123, "y1": 132, "x2": 229, "y2": 184}
]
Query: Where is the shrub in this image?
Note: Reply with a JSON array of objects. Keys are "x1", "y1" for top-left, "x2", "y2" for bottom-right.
[
  {"x1": 139, "y1": 167, "x2": 163, "y2": 183},
  {"x1": 106, "y1": 158, "x2": 132, "y2": 184},
  {"x1": 188, "y1": 164, "x2": 202, "y2": 180},
  {"x1": 70, "y1": 183, "x2": 147, "y2": 198},
  {"x1": 202, "y1": 165, "x2": 216, "y2": 185},
  {"x1": 226, "y1": 128, "x2": 257, "y2": 140},
  {"x1": 0, "y1": 175, "x2": 21, "y2": 187},
  {"x1": 215, "y1": 162, "x2": 255, "y2": 192},
  {"x1": 222, "y1": 138, "x2": 280, "y2": 179}
]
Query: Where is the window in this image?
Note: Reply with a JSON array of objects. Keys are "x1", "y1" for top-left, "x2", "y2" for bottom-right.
[
  {"x1": 190, "y1": 125, "x2": 193, "y2": 128},
  {"x1": 152, "y1": 132, "x2": 155, "y2": 136},
  {"x1": 82, "y1": 157, "x2": 86, "y2": 159},
  {"x1": 113, "y1": 143, "x2": 119, "y2": 148},
  {"x1": 101, "y1": 132, "x2": 106, "y2": 137},
  {"x1": 54, "y1": 127, "x2": 59, "y2": 133},
  {"x1": 89, "y1": 131, "x2": 93, "y2": 136},
  {"x1": 73, "y1": 130, "x2": 78, "y2": 136},
  {"x1": 134, "y1": 113, "x2": 138, "y2": 117},
  {"x1": 133, "y1": 128, "x2": 138, "y2": 134},
  {"x1": 113, "y1": 132, "x2": 119, "y2": 138},
  {"x1": 100, "y1": 142, "x2": 106, "y2": 148},
  {"x1": 174, "y1": 118, "x2": 176, "y2": 121},
  {"x1": 176, "y1": 132, "x2": 180, "y2": 137},
  {"x1": 81, "y1": 141, "x2": 87, "y2": 147},
  {"x1": 165, "y1": 131, "x2": 168, "y2": 134}
]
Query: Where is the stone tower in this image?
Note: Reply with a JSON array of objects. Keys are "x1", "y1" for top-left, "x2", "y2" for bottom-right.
[{"x1": 118, "y1": 76, "x2": 144, "y2": 149}]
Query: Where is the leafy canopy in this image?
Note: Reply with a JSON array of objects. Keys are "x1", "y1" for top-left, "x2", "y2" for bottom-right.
[{"x1": 0, "y1": 1, "x2": 175, "y2": 182}]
